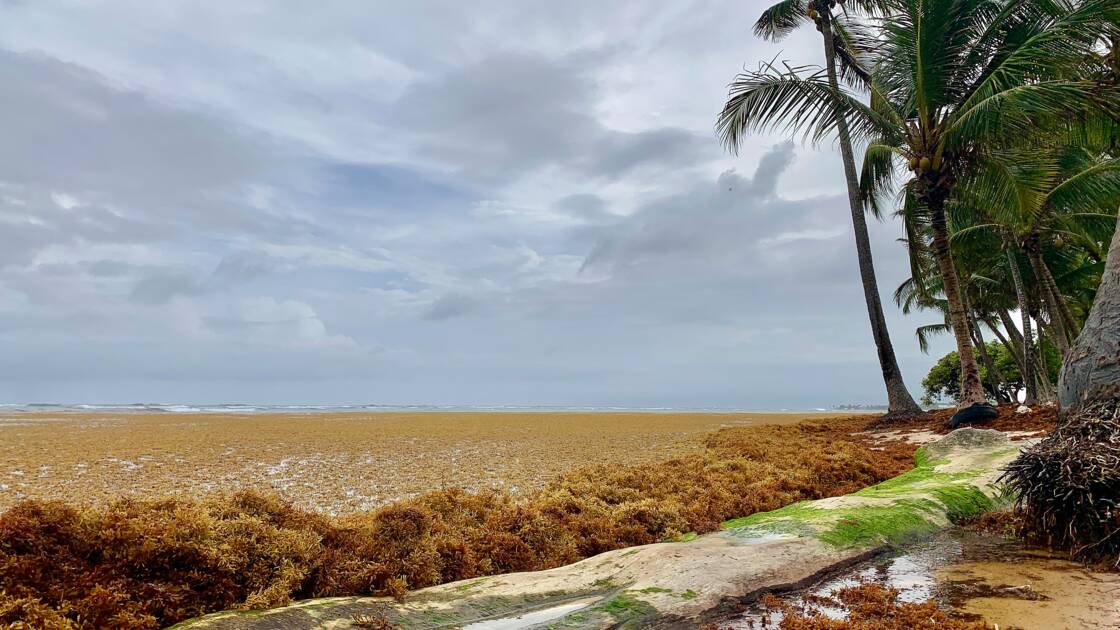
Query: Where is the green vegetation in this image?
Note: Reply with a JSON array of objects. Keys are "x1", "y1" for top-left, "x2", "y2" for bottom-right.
[
  {"x1": 595, "y1": 593, "x2": 656, "y2": 622},
  {"x1": 922, "y1": 340, "x2": 1060, "y2": 405},
  {"x1": 724, "y1": 445, "x2": 1003, "y2": 548},
  {"x1": 728, "y1": 491, "x2": 1000, "y2": 548},
  {"x1": 720, "y1": 0, "x2": 1119, "y2": 410},
  {"x1": 818, "y1": 502, "x2": 943, "y2": 547}
]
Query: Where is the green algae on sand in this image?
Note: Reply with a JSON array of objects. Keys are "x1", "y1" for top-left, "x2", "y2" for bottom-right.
[{"x1": 722, "y1": 434, "x2": 1013, "y2": 548}]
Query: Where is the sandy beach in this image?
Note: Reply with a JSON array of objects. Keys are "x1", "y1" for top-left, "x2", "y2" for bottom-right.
[{"x1": 0, "y1": 410, "x2": 850, "y2": 514}]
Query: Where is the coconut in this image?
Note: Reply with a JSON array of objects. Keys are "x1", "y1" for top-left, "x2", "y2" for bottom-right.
[{"x1": 918, "y1": 157, "x2": 931, "y2": 171}]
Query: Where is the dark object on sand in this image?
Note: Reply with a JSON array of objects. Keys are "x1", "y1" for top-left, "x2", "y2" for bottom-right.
[
  {"x1": 948, "y1": 403, "x2": 999, "y2": 429},
  {"x1": 1002, "y1": 399, "x2": 1120, "y2": 567}
]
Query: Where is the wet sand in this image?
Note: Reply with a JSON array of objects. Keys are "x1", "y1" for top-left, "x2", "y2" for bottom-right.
[
  {"x1": 0, "y1": 410, "x2": 845, "y2": 514},
  {"x1": 728, "y1": 529, "x2": 1120, "y2": 629}
]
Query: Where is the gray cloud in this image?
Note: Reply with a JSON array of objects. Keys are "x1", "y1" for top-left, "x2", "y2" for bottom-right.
[
  {"x1": 424, "y1": 292, "x2": 479, "y2": 321},
  {"x1": 0, "y1": 2, "x2": 952, "y2": 407},
  {"x1": 392, "y1": 51, "x2": 710, "y2": 183},
  {"x1": 553, "y1": 193, "x2": 613, "y2": 222},
  {"x1": 0, "y1": 51, "x2": 270, "y2": 216},
  {"x1": 129, "y1": 270, "x2": 205, "y2": 304},
  {"x1": 581, "y1": 143, "x2": 802, "y2": 274}
]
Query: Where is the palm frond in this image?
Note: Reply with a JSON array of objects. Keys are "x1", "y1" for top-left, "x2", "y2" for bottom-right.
[
  {"x1": 1044, "y1": 157, "x2": 1120, "y2": 217},
  {"x1": 716, "y1": 60, "x2": 888, "y2": 152},
  {"x1": 831, "y1": 16, "x2": 876, "y2": 91},
  {"x1": 859, "y1": 141, "x2": 901, "y2": 218},
  {"x1": 916, "y1": 322, "x2": 952, "y2": 354},
  {"x1": 945, "y1": 80, "x2": 1120, "y2": 150},
  {"x1": 753, "y1": 0, "x2": 808, "y2": 41},
  {"x1": 949, "y1": 0, "x2": 1120, "y2": 144}
]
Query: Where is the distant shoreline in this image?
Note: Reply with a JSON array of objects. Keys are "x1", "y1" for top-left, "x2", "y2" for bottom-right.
[{"x1": 0, "y1": 403, "x2": 882, "y2": 415}]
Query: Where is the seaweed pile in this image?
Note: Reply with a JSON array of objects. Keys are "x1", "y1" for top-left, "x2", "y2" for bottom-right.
[
  {"x1": 747, "y1": 584, "x2": 991, "y2": 630},
  {"x1": 0, "y1": 418, "x2": 915, "y2": 629},
  {"x1": 1002, "y1": 399, "x2": 1120, "y2": 567}
]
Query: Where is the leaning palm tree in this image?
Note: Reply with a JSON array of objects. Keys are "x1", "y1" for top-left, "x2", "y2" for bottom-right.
[
  {"x1": 723, "y1": 0, "x2": 923, "y2": 418},
  {"x1": 894, "y1": 212, "x2": 1039, "y2": 404},
  {"x1": 719, "y1": 0, "x2": 1119, "y2": 415},
  {"x1": 858, "y1": 0, "x2": 1119, "y2": 410},
  {"x1": 953, "y1": 146, "x2": 1120, "y2": 359}
]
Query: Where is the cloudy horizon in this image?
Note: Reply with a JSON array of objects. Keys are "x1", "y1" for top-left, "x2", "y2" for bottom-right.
[{"x1": 0, "y1": 1, "x2": 952, "y2": 408}]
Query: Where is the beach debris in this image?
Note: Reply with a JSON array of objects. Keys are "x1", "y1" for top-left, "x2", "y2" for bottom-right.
[{"x1": 1002, "y1": 399, "x2": 1120, "y2": 567}]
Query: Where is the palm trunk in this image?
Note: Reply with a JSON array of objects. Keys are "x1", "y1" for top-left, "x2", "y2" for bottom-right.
[
  {"x1": 1025, "y1": 235, "x2": 1072, "y2": 358},
  {"x1": 1031, "y1": 301, "x2": 1058, "y2": 400},
  {"x1": 818, "y1": 6, "x2": 921, "y2": 417},
  {"x1": 1033, "y1": 239, "x2": 1080, "y2": 337},
  {"x1": 1058, "y1": 210, "x2": 1120, "y2": 413},
  {"x1": 987, "y1": 315, "x2": 1024, "y2": 376},
  {"x1": 1006, "y1": 247, "x2": 1040, "y2": 405},
  {"x1": 1034, "y1": 306, "x2": 1057, "y2": 399},
  {"x1": 997, "y1": 308, "x2": 1025, "y2": 353},
  {"x1": 971, "y1": 321, "x2": 1004, "y2": 403},
  {"x1": 928, "y1": 199, "x2": 987, "y2": 406}
]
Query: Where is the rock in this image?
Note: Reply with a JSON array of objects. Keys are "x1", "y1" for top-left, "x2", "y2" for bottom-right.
[
  {"x1": 1016, "y1": 405, "x2": 1032, "y2": 415},
  {"x1": 922, "y1": 427, "x2": 1010, "y2": 461},
  {"x1": 174, "y1": 430, "x2": 1034, "y2": 630}
]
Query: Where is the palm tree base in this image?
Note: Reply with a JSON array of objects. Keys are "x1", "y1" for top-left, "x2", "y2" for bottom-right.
[
  {"x1": 948, "y1": 402, "x2": 999, "y2": 429},
  {"x1": 876, "y1": 408, "x2": 927, "y2": 423}
]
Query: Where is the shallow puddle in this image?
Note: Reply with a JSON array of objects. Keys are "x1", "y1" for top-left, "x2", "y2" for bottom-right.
[{"x1": 723, "y1": 530, "x2": 1120, "y2": 629}]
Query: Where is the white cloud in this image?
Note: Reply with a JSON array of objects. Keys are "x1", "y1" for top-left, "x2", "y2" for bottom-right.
[
  {"x1": 760, "y1": 228, "x2": 847, "y2": 248},
  {"x1": 50, "y1": 191, "x2": 81, "y2": 210},
  {"x1": 209, "y1": 297, "x2": 357, "y2": 349}
]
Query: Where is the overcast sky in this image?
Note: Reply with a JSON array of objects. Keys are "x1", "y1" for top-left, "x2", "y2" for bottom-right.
[{"x1": 0, "y1": 1, "x2": 952, "y2": 408}]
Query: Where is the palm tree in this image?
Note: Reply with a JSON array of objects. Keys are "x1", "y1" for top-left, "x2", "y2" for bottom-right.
[
  {"x1": 723, "y1": 0, "x2": 923, "y2": 418},
  {"x1": 954, "y1": 145, "x2": 1120, "y2": 358},
  {"x1": 894, "y1": 213, "x2": 1044, "y2": 404},
  {"x1": 1061, "y1": 209, "x2": 1120, "y2": 410},
  {"x1": 1059, "y1": 35, "x2": 1120, "y2": 413},
  {"x1": 945, "y1": 144, "x2": 1120, "y2": 402},
  {"x1": 858, "y1": 0, "x2": 1119, "y2": 408},
  {"x1": 720, "y1": 0, "x2": 1118, "y2": 413}
]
